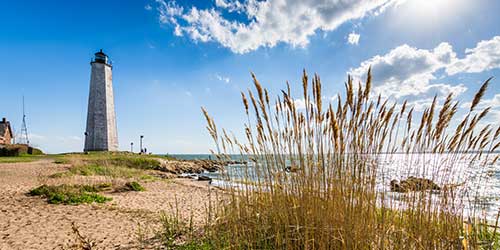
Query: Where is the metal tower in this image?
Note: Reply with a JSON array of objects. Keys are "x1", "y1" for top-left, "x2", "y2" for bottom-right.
[{"x1": 19, "y1": 95, "x2": 30, "y2": 145}]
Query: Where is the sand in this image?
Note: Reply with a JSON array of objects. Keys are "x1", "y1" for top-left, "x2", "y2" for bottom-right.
[{"x1": 0, "y1": 159, "x2": 221, "y2": 249}]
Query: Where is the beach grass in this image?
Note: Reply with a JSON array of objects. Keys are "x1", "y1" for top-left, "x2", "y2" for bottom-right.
[
  {"x1": 48, "y1": 153, "x2": 166, "y2": 180},
  {"x1": 189, "y1": 70, "x2": 500, "y2": 249},
  {"x1": 28, "y1": 183, "x2": 113, "y2": 205},
  {"x1": 0, "y1": 154, "x2": 45, "y2": 163},
  {"x1": 124, "y1": 181, "x2": 146, "y2": 191}
]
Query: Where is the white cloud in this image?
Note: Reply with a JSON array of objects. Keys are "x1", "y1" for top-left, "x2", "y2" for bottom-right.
[
  {"x1": 347, "y1": 32, "x2": 360, "y2": 45},
  {"x1": 215, "y1": 0, "x2": 245, "y2": 12},
  {"x1": 349, "y1": 36, "x2": 500, "y2": 113},
  {"x1": 447, "y1": 36, "x2": 500, "y2": 75},
  {"x1": 461, "y1": 93, "x2": 500, "y2": 110},
  {"x1": 349, "y1": 42, "x2": 462, "y2": 99},
  {"x1": 461, "y1": 94, "x2": 500, "y2": 128},
  {"x1": 156, "y1": 0, "x2": 403, "y2": 53},
  {"x1": 294, "y1": 98, "x2": 307, "y2": 110},
  {"x1": 284, "y1": 96, "x2": 336, "y2": 111},
  {"x1": 215, "y1": 73, "x2": 230, "y2": 83}
]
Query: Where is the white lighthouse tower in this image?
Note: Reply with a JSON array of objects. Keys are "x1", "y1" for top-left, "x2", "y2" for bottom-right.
[{"x1": 84, "y1": 49, "x2": 118, "y2": 152}]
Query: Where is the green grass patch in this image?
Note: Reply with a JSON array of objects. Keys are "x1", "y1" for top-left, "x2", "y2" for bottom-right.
[
  {"x1": 28, "y1": 184, "x2": 112, "y2": 205},
  {"x1": 0, "y1": 155, "x2": 44, "y2": 163},
  {"x1": 91, "y1": 157, "x2": 162, "y2": 170},
  {"x1": 124, "y1": 181, "x2": 145, "y2": 191},
  {"x1": 68, "y1": 164, "x2": 148, "y2": 178}
]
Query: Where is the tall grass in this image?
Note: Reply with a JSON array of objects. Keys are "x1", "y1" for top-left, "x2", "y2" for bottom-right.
[{"x1": 201, "y1": 70, "x2": 500, "y2": 249}]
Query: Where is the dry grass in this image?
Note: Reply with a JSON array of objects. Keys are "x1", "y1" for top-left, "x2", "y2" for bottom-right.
[{"x1": 198, "y1": 70, "x2": 500, "y2": 249}]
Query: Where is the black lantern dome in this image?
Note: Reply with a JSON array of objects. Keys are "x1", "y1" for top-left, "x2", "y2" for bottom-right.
[{"x1": 93, "y1": 49, "x2": 109, "y2": 64}]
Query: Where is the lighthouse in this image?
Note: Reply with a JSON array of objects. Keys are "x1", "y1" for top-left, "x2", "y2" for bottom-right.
[{"x1": 84, "y1": 50, "x2": 118, "y2": 152}]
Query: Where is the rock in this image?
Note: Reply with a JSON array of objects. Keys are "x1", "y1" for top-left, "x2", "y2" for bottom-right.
[
  {"x1": 155, "y1": 158, "x2": 246, "y2": 177},
  {"x1": 390, "y1": 180, "x2": 403, "y2": 192},
  {"x1": 285, "y1": 165, "x2": 299, "y2": 173},
  {"x1": 390, "y1": 176, "x2": 441, "y2": 193},
  {"x1": 198, "y1": 175, "x2": 212, "y2": 184}
]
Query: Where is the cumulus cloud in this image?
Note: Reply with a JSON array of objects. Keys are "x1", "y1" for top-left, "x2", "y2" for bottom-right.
[
  {"x1": 461, "y1": 94, "x2": 500, "y2": 127},
  {"x1": 294, "y1": 98, "x2": 307, "y2": 110},
  {"x1": 347, "y1": 32, "x2": 360, "y2": 45},
  {"x1": 156, "y1": 0, "x2": 403, "y2": 53},
  {"x1": 461, "y1": 93, "x2": 500, "y2": 110},
  {"x1": 349, "y1": 36, "x2": 500, "y2": 112},
  {"x1": 349, "y1": 42, "x2": 462, "y2": 99},
  {"x1": 447, "y1": 36, "x2": 500, "y2": 75},
  {"x1": 215, "y1": 0, "x2": 245, "y2": 12}
]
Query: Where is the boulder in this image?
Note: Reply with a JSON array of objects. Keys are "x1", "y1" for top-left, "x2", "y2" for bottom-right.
[
  {"x1": 285, "y1": 165, "x2": 299, "y2": 173},
  {"x1": 390, "y1": 176, "x2": 441, "y2": 193},
  {"x1": 198, "y1": 175, "x2": 212, "y2": 184}
]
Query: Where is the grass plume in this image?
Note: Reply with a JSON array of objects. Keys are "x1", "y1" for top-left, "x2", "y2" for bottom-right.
[{"x1": 199, "y1": 70, "x2": 499, "y2": 249}]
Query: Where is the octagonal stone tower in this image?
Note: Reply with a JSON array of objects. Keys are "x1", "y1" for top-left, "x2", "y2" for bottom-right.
[{"x1": 84, "y1": 49, "x2": 118, "y2": 152}]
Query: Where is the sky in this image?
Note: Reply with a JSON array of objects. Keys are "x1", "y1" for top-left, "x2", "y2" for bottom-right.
[{"x1": 1, "y1": 0, "x2": 499, "y2": 154}]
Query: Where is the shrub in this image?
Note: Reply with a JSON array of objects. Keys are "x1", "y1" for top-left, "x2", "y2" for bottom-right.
[{"x1": 0, "y1": 144, "x2": 43, "y2": 156}]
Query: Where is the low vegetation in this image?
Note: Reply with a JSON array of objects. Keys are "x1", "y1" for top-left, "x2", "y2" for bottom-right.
[
  {"x1": 67, "y1": 164, "x2": 148, "y2": 178},
  {"x1": 124, "y1": 181, "x2": 146, "y2": 192},
  {"x1": 0, "y1": 144, "x2": 43, "y2": 157},
  {"x1": 28, "y1": 184, "x2": 112, "y2": 205},
  {"x1": 48, "y1": 153, "x2": 167, "y2": 180},
  {"x1": 28, "y1": 180, "x2": 147, "y2": 205},
  {"x1": 185, "y1": 70, "x2": 500, "y2": 249},
  {"x1": 0, "y1": 154, "x2": 43, "y2": 163}
]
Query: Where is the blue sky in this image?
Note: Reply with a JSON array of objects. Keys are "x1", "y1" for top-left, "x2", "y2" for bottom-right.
[{"x1": 1, "y1": 0, "x2": 499, "y2": 154}]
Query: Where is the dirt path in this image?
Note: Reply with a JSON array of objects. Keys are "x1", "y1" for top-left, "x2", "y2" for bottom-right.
[{"x1": 0, "y1": 159, "x2": 219, "y2": 249}]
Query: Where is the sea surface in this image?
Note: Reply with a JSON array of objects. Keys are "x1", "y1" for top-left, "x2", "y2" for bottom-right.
[{"x1": 170, "y1": 153, "x2": 500, "y2": 221}]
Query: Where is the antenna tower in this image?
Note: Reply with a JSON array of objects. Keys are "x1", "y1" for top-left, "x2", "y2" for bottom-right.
[{"x1": 19, "y1": 96, "x2": 30, "y2": 145}]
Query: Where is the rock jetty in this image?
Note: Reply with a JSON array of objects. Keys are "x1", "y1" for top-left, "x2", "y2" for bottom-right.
[{"x1": 156, "y1": 158, "x2": 246, "y2": 175}]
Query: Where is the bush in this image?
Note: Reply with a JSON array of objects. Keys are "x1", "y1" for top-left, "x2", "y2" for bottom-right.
[{"x1": 0, "y1": 144, "x2": 43, "y2": 156}]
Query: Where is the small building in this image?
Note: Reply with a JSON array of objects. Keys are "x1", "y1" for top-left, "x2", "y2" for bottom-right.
[{"x1": 0, "y1": 118, "x2": 13, "y2": 145}]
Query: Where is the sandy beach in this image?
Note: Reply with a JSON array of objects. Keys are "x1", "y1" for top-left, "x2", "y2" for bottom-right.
[{"x1": 0, "y1": 159, "x2": 221, "y2": 249}]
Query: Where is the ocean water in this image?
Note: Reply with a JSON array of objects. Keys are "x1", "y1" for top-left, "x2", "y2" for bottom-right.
[{"x1": 171, "y1": 153, "x2": 500, "y2": 221}]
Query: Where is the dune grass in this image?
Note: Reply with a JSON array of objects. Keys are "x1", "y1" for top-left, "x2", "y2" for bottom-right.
[
  {"x1": 28, "y1": 183, "x2": 113, "y2": 205},
  {"x1": 0, "y1": 154, "x2": 45, "y2": 163},
  {"x1": 49, "y1": 153, "x2": 164, "y2": 180},
  {"x1": 124, "y1": 181, "x2": 146, "y2": 191},
  {"x1": 191, "y1": 70, "x2": 500, "y2": 249}
]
